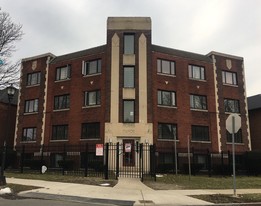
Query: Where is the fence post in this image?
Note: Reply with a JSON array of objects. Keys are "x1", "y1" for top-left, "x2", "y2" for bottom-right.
[
  {"x1": 140, "y1": 143, "x2": 144, "y2": 182},
  {"x1": 84, "y1": 143, "x2": 88, "y2": 177},
  {"x1": 62, "y1": 144, "x2": 66, "y2": 175},
  {"x1": 40, "y1": 144, "x2": 44, "y2": 174},
  {"x1": 151, "y1": 144, "x2": 156, "y2": 181},
  {"x1": 221, "y1": 151, "x2": 224, "y2": 176},
  {"x1": 20, "y1": 145, "x2": 25, "y2": 173},
  {"x1": 116, "y1": 142, "x2": 119, "y2": 179},
  {"x1": 207, "y1": 149, "x2": 212, "y2": 177},
  {"x1": 104, "y1": 143, "x2": 109, "y2": 180}
]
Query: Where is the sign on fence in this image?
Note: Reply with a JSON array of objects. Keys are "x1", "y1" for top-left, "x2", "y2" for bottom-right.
[{"x1": 96, "y1": 144, "x2": 104, "y2": 156}]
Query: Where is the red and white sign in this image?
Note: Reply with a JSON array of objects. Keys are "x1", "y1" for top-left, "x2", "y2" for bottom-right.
[
  {"x1": 96, "y1": 144, "x2": 103, "y2": 156},
  {"x1": 125, "y1": 143, "x2": 132, "y2": 153}
]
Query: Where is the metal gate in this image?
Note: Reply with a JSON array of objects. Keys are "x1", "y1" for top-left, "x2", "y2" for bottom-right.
[{"x1": 104, "y1": 143, "x2": 156, "y2": 181}]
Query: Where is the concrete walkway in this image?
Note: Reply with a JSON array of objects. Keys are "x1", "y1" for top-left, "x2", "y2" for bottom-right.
[{"x1": 5, "y1": 177, "x2": 261, "y2": 206}]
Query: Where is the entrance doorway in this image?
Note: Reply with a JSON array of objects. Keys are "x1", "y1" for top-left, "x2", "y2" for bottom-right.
[{"x1": 123, "y1": 139, "x2": 135, "y2": 166}]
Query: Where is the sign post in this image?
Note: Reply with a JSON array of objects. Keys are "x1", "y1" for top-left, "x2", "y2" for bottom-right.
[{"x1": 226, "y1": 114, "x2": 241, "y2": 197}]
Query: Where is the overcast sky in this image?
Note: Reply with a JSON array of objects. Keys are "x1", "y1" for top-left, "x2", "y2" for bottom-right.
[{"x1": 1, "y1": 0, "x2": 260, "y2": 96}]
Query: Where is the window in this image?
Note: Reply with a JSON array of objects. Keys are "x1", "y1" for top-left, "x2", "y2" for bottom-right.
[
  {"x1": 82, "y1": 59, "x2": 101, "y2": 75},
  {"x1": 54, "y1": 94, "x2": 70, "y2": 110},
  {"x1": 190, "y1": 94, "x2": 207, "y2": 110},
  {"x1": 224, "y1": 99, "x2": 240, "y2": 113},
  {"x1": 124, "y1": 66, "x2": 134, "y2": 88},
  {"x1": 157, "y1": 59, "x2": 175, "y2": 75},
  {"x1": 27, "y1": 72, "x2": 41, "y2": 86},
  {"x1": 192, "y1": 125, "x2": 209, "y2": 141},
  {"x1": 81, "y1": 123, "x2": 100, "y2": 139},
  {"x1": 124, "y1": 34, "x2": 134, "y2": 54},
  {"x1": 56, "y1": 65, "x2": 71, "y2": 81},
  {"x1": 188, "y1": 65, "x2": 205, "y2": 80},
  {"x1": 158, "y1": 123, "x2": 177, "y2": 140},
  {"x1": 222, "y1": 71, "x2": 237, "y2": 85},
  {"x1": 123, "y1": 100, "x2": 134, "y2": 123},
  {"x1": 84, "y1": 90, "x2": 101, "y2": 106},
  {"x1": 227, "y1": 129, "x2": 242, "y2": 143},
  {"x1": 25, "y1": 99, "x2": 38, "y2": 113},
  {"x1": 22, "y1": 128, "x2": 36, "y2": 141},
  {"x1": 52, "y1": 125, "x2": 68, "y2": 140},
  {"x1": 158, "y1": 90, "x2": 176, "y2": 107}
]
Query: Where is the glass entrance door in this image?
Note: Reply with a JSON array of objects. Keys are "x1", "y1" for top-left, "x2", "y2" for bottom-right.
[{"x1": 123, "y1": 139, "x2": 135, "y2": 166}]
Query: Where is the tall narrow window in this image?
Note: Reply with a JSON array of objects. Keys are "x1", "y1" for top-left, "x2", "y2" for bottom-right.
[
  {"x1": 188, "y1": 65, "x2": 205, "y2": 80},
  {"x1": 222, "y1": 71, "x2": 237, "y2": 85},
  {"x1": 54, "y1": 94, "x2": 70, "y2": 110},
  {"x1": 123, "y1": 100, "x2": 134, "y2": 123},
  {"x1": 158, "y1": 90, "x2": 176, "y2": 107},
  {"x1": 24, "y1": 99, "x2": 39, "y2": 113},
  {"x1": 84, "y1": 90, "x2": 101, "y2": 106},
  {"x1": 27, "y1": 72, "x2": 41, "y2": 86},
  {"x1": 124, "y1": 34, "x2": 134, "y2": 54},
  {"x1": 190, "y1": 94, "x2": 207, "y2": 110},
  {"x1": 124, "y1": 66, "x2": 134, "y2": 88}
]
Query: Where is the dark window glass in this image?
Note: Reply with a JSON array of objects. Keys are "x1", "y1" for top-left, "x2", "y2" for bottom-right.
[
  {"x1": 224, "y1": 99, "x2": 240, "y2": 113},
  {"x1": 158, "y1": 123, "x2": 177, "y2": 140},
  {"x1": 27, "y1": 72, "x2": 41, "y2": 86},
  {"x1": 192, "y1": 125, "x2": 209, "y2": 141},
  {"x1": 158, "y1": 90, "x2": 176, "y2": 107},
  {"x1": 188, "y1": 65, "x2": 205, "y2": 80},
  {"x1": 124, "y1": 66, "x2": 134, "y2": 88},
  {"x1": 54, "y1": 94, "x2": 70, "y2": 110},
  {"x1": 190, "y1": 94, "x2": 207, "y2": 110},
  {"x1": 81, "y1": 123, "x2": 100, "y2": 139},
  {"x1": 84, "y1": 90, "x2": 101, "y2": 106},
  {"x1": 25, "y1": 99, "x2": 38, "y2": 113},
  {"x1": 124, "y1": 34, "x2": 134, "y2": 54},
  {"x1": 56, "y1": 65, "x2": 71, "y2": 81},
  {"x1": 222, "y1": 71, "x2": 237, "y2": 85},
  {"x1": 227, "y1": 129, "x2": 242, "y2": 143},
  {"x1": 157, "y1": 59, "x2": 175, "y2": 75},
  {"x1": 83, "y1": 59, "x2": 101, "y2": 75},
  {"x1": 123, "y1": 100, "x2": 134, "y2": 123},
  {"x1": 22, "y1": 128, "x2": 36, "y2": 141},
  {"x1": 52, "y1": 125, "x2": 68, "y2": 140}
]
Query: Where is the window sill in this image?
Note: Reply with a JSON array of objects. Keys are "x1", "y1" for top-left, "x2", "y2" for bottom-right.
[
  {"x1": 80, "y1": 138, "x2": 101, "y2": 141},
  {"x1": 225, "y1": 112, "x2": 241, "y2": 115},
  {"x1": 226, "y1": 142, "x2": 244, "y2": 145},
  {"x1": 83, "y1": 73, "x2": 101, "y2": 77},
  {"x1": 189, "y1": 78, "x2": 206, "y2": 82},
  {"x1": 223, "y1": 83, "x2": 238, "y2": 87},
  {"x1": 50, "y1": 140, "x2": 68, "y2": 142},
  {"x1": 157, "y1": 73, "x2": 176, "y2": 78},
  {"x1": 24, "y1": 112, "x2": 38, "y2": 115},
  {"x1": 191, "y1": 140, "x2": 211, "y2": 143},
  {"x1": 191, "y1": 109, "x2": 208, "y2": 112},
  {"x1": 82, "y1": 105, "x2": 101, "y2": 109},
  {"x1": 53, "y1": 109, "x2": 70, "y2": 112},
  {"x1": 55, "y1": 78, "x2": 70, "y2": 83},
  {"x1": 21, "y1": 141, "x2": 36, "y2": 143},
  {"x1": 26, "y1": 84, "x2": 40, "y2": 88},
  {"x1": 158, "y1": 139, "x2": 179, "y2": 142},
  {"x1": 158, "y1": 105, "x2": 177, "y2": 109}
]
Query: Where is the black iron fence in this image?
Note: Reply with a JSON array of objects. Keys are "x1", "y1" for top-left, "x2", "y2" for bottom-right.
[{"x1": 1, "y1": 143, "x2": 261, "y2": 180}]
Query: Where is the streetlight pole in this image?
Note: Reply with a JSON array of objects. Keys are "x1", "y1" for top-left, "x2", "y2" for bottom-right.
[{"x1": 0, "y1": 84, "x2": 15, "y2": 185}]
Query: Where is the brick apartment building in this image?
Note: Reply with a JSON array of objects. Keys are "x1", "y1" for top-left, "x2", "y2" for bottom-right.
[{"x1": 14, "y1": 17, "x2": 250, "y2": 170}]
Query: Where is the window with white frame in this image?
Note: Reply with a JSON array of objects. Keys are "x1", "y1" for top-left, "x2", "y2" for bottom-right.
[
  {"x1": 224, "y1": 98, "x2": 240, "y2": 113},
  {"x1": 82, "y1": 59, "x2": 101, "y2": 75},
  {"x1": 22, "y1": 127, "x2": 36, "y2": 141},
  {"x1": 27, "y1": 72, "x2": 41, "y2": 86},
  {"x1": 24, "y1": 99, "x2": 38, "y2": 113},
  {"x1": 222, "y1": 71, "x2": 237, "y2": 85},
  {"x1": 192, "y1": 125, "x2": 209, "y2": 141},
  {"x1": 157, "y1": 59, "x2": 175, "y2": 75},
  {"x1": 190, "y1": 94, "x2": 207, "y2": 110},
  {"x1": 158, "y1": 123, "x2": 177, "y2": 140},
  {"x1": 56, "y1": 65, "x2": 71, "y2": 81},
  {"x1": 84, "y1": 90, "x2": 101, "y2": 106},
  {"x1": 188, "y1": 65, "x2": 205, "y2": 80},
  {"x1": 54, "y1": 94, "x2": 70, "y2": 110},
  {"x1": 158, "y1": 90, "x2": 176, "y2": 107}
]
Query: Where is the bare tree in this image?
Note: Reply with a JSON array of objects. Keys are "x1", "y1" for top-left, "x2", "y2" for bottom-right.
[{"x1": 0, "y1": 8, "x2": 23, "y2": 89}]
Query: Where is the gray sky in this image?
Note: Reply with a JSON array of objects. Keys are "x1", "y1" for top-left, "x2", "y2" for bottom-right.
[{"x1": 1, "y1": 0, "x2": 260, "y2": 96}]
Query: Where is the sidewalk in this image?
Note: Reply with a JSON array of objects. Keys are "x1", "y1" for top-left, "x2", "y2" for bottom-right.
[{"x1": 5, "y1": 177, "x2": 261, "y2": 206}]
